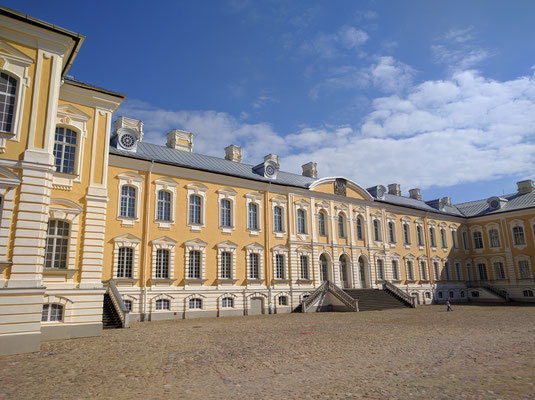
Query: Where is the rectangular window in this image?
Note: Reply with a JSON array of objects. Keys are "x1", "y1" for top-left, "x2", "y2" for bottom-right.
[
  {"x1": 373, "y1": 220, "x2": 381, "y2": 242},
  {"x1": 466, "y1": 263, "x2": 473, "y2": 281},
  {"x1": 318, "y1": 212, "x2": 327, "y2": 236},
  {"x1": 221, "y1": 251, "x2": 232, "y2": 279},
  {"x1": 455, "y1": 262, "x2": 462, "y2": 280},
  {"x1": 220, "y1": 199, "x2": 232, "y2": 227},
  {"x1": 249, "y1": 253, "x2": 259, "y2": 279},
  {"x1": 338, "y1": 215, "x2": 346, "y2": 238},
  {"x1": 406, "y1": 260, "x2": 414, "y2": 281},
  {"x1": 356, "y1": 218, "x2": 364, "y2": 240},
  {"x1": 188, "y1": 250, "x2": 201, "y2": 279},
  {"x1": 433, "y1": 262, "x2": 440, "y2": 281},
  {"x1": 489, "y1": 229, "x2": 500, "y2": 248},
  {"x1": 117, "y1": 247, "x2": 133, "y2": 278},
  {"x1": 189, "y1": 195, "x2": 202, "y2": 224},
  {"x1": 275, "y1": 254, "x2": 285, "y2": 279},
  {"x1": 444, "y1": 262, "x2": 451, "y2": 281},
  {"x1": 44, "y1": 219, "x2": 70, "y2": 269},
  {"x1": 440, "y1": 229, "x2": 447, "y2": 248},
  {"x1": 519, "y1": 260, "x2": 531, "y2": 279},
  {"x1": 297, "y1": 209, "x2": 307, "y2": 234},
  {"x1": 155, "y1": 249, "x2": 169, "y2": 279},
  {"x1": 189, "y1": 298, "x2": 202, "y2": 309},
  {"x1": 222, "y1": 297, "x2": 234, "y2": 308},
  {"x1": 429, "y1": 227, "x2": 436, "y2": 247},
  {"x1": 473, "y1": 231, "x2": 484, "y2": 249},
  {"x1": 462, "y1": 231, "x2": 469, "y2": 250},
  {"x1": 513, "y1": 226, "x2": 525, "y2": 246},
  {"x1": 392, "y1": 260, "x2": 399, "y2": 280},
  {"x1": 0, "y1": 72, "x2": 17, "y2": 133},
  {"x1": 388, "y1": 222, "x2": 396, "y2": 243},
  {"x1": 477, "y1": 263, "x2": 489, "y2": 280},
  {"x1": 273, "y1": 206, "x2": 283, "y2": 232},
  {"x1": 54, "y1": 127, "x2": 77, "y2": 174},
  {"x1": 494, "y1": 262, "x2": 506, "y2": 280},
  {"x1": 377, "y1": 259, "x2": 384, "y2": 280},
  {"x1": 420, "y1": 261, "x2": 428, "y2": 280},
  {"x1": 42, "y1": 304, "x2": 63, "y2": 322},
  {"x1": 416, "y1": 226, "x2": 424, "y2": 246},
  {"x1": 451, "y1": 230, "x2": 458, "y2": 249},
  {"x1": 156, "y1": 299, "x2": 170, "y2": 310},
  {"x1": 300, "y1": 255, "x2": 309, "y2": 280},
  {"x1": 248, "y1": 203, "x2": 258, "y2": 230},
  {"x1": 157, "y1": 190, "x2": 171, "y2": 221},
  {"x1": 120, "y1": 186, "x2": 136, "y2": 218}
]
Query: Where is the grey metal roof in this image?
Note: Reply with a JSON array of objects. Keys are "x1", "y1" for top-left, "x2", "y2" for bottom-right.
[
  {"x1": 110, "y1": 142, "x2": 317, "y2": 188},
  {"x1": 455, "y1": 190, "x2": 535, "y2": 217},
  {"x1": 375, "y1": 193, "x2": 464, "y2": 217}
]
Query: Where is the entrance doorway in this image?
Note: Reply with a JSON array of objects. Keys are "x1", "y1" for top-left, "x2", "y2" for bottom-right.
[
  {"x1": 319, "y1": 254, "x2": 330, "y2": 282},
  {"x1": 249, "y1": 297, "x2": 264, "y2": 315},
  {"x1": 358, "y1": 256, "x2": 367, "y2": 288},
  {"x1": 339, "y1": 255, "x2": 351, "y2": 288}
]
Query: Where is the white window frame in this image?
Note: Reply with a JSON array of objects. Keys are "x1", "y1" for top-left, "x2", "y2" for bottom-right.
[
  {"x1": 470, "y1": 225, "x2": 484, "y2": 250},
  {"x1": 404, "y1": 255, "x2": 415, "y2": 281},
  {"x1": 297, "y1": 246, "x2": 312, "y2": 281},
  {"x1": 418, "y1": 257, "x2": 428, "y2": 281},
  {"x1": 510, "y1": 220, "x2": 527, "y2": 250},
  {"x1": 338, "y1": 212, "x2": 347, "y2": 239},
  {"x1": 454, "y1": 260, "x2": 463, "y2": 281},
  {"x1": 415, "y1": 220, "x2": 425, "y2": 248},
  {"x1": 271, "y1": 195, "x2": 287, "y2": 238},
  {"x1": 355, "y1": 214, "x2": 365, "y2": 241},
  {"x1": 294, "y1": 200, "x2": 309, "y2": 238},
  {"x1": 432, "y1": 257, "x2": 441, "y2": 281},
  {"x1": 450, "y1": 226, "x2": 459, "y2": 250},
  {"x1": 371, "y1": 214, "x2": 383, "y2": 243},
  {"x1": 428, "y1": 223, "x2": 437, "y2": 249},
  {"x1": 217, "y1": 240, "x2": 238, "y2": 283},
  {"x1": 246, "y1": 242, "x2": 264, "y2": 282},
  {"x1": 219, "y1": 293, "x2": 237, "y2": 309},
  {"x1": 317, "y1": 207, "x2": 329, "y2": 237},
  {"x1": 439, "y1": 224, "x2": 448, "y2": 249},
  {"x1": 386, "y1": 217, "x2": 396, "y2": 245},
  {"x1": 151, "y1": 236, "x2": 176, "y2": 281},
  {"x1": 154, "y1": 178, "x2": 177, "y2": 229},
  {"x1": 246, "y1": 192, "x2": 263, "y2": 236},
  {"x1": 461, "y1": 229, "x2": 470, "y2": 251},
  {"x1": 184, "y1": 239, "x2": 207, "y2": 284},
  {"x1": 375, "y1": 257, "x2": 385, "y2": 281},
  {"x1": 491, "y1": 257, "x2": 507, "y2": 280},
  {"x1": 117, "y1": 172, "x2": 143, "y2": 227},
  {"x1": 186, "y1": 294, "x2": 205, "y2": 310},
  {"x1": 443, "y1": 259, "x2": 451, "y2": 281},
  {"x1": 516, "y1": 255, "x2": 532, "y2": 280},
  {"x1": 218, "y1": 187, "x2": 237, "y2": 234},
  {"x1": 272, "y1": 245, "x2": 289, "y2": 282},
  {"x1": 402, "y1": 218, "x2": 411, "y2": 248},
  {"x1": 154, "y1": 296, "x2": 172, "y2": 311},
  {"x1": 391, "y1": 256, "x2": 400, "y2": 281},
  {"x1": 486, "y1": 224, "x2": 501, "y2": 249},
  {"x1": 113, "y1": 234, "x2": 141, "y2": 280},
  {"x1": 186, "y1": 183, "x2": 208, "y2": 232}
]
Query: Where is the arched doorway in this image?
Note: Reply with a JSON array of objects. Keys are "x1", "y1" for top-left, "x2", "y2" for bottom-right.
[
  {"x1": 339, "y1": 254, "x2": 351, "y2": 288},
  {"x1": 358, "y1": 256, "x2": 368, "y2": 288},
  {"x1": 319, "y1": 253, "x2": 331, "y2": 282}
]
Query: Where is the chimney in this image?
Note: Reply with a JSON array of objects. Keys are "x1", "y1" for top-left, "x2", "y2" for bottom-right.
[
  {"x1": 302, "y1": 162, "x2": 317, "y2": 178},
  {"x1": 388, "y1": 183, "x2": 401, "y2": 196},
  {"x1": 264, "y1": 154, "x2": 280, "y2": 170},
  {"x1": 224, "y1": 145, "x2": 242, "y2": 162},
  {"x1": 409, "y1": 188, "x2": 421, "y2": 200},
  {"x1": 114, "y1": 116, "x2": 143, "y2": 141},
  {"x1": 166, "y1": 129, "x2": 193, "y2": 152},
  {"x1": 517, "y1": 179, "x2": 534, "y2": 194}
]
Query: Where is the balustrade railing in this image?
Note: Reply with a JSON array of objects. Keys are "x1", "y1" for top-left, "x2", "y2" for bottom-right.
[
  {"x1": 383, "y1": 281, "x2": 415, "y2": 308},
  {"x1": 104, "y1": 279, "x2": 130, "y2": 328},
  {"x1": 301, "y1": 281, "x2": 328, "y2": 312},
  {"x1": 326, "y1": 281, "x2": 359, "y2": 312}
]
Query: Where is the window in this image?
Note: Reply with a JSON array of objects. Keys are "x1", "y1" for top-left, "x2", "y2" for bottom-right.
[
  {"x1": 455, "y1": 262, "x2": 462, "y2": 280},
  {"x1": 440, "y1": 228, "x2": 447, "y2": 248},
  {"x1": 523, "y1": 290, "x2": 534, "y2": 297},
  {"x1": 416, "y1": 225, "x2": 424, "y2": 246},
  {"x1": 466, "y1": 263, "x2": 473, "y2": 281},
  {"x1": 403, "y1": 223, "x2": 410, "y2": 245},
  {"x1": 189, "y1": 195, "x2": 202, "y2": 224},
  {"x1": 420, "y1": 261, "x2": 428, "y2": 280},
  {"x1": 460, "y1": 291, "x2": 465, "y2": 298},
  {"x1": 429, "y1": 227, "x2": 436, "y2": 247},
  {"x1": 451, "y1": 230, "x2": 458, "y2": 249},
  {"x1": 425, "y1": 292, "x2": 431, "y2": 299},
  {"x1": 278, "y1": 296, "x2": 288, "y2": 306},
  {"x1": 356, "y1": 217, "x2": 364, "y2": 240},
  {"x1": 513, "y1": 226, "x2": 525, "y2": 246},
  {"x1": 433, "y1": 262, "x2": 440, "y2": 281},
  {"x1": 221, "y1": 251, "x2": 232, "y2": 279},
  {"x1": 220, "y1": 199, "x2": 232, "y2": 227},
  {"x1": 117, "y1": 247, "x2": 133, "y2": 278},
  {"x1": 392, "y1": 260, "x2": 399, "y2": 280},
  {"x1": 297, "y1": 209, "x2": 307, "y2": 234},
  {"x1": 275, "y1": 254, "x2": 286, "y2": 279},
  {"x1": 156, "y1": 190, "x2": 171, "y2": 221},
  {"x1": 120, "y1": 186, "x2": 136, "y2": 218},
  {"x1": 246, "y1": 202, "x2": 258, "y2": 230},
  {"x1": 489, "y1": 229, "x2": 500, "y2": 248},
  {"x1": 449, "y1": 290, "x2": 454, "y2": 299},
  {"x1": 338, "y1": 214, "x2": 346, "y2": 238},
  {"x1": 273, "y1": 206, "x2": 283, "y2": 232},
  {"x1": 123, "y1": 300, "x2": 132, "y2": 312},
  {"x1": 477, "y1": 263, "x2": 488, "y2": 280},
  {"x1": 318, "y1": 211, "x2": 327, "y2": 236},
  {"x1": 188, "y1": 250, "x2": 201, "y2": 279},
  {"x1": 249, "y1": 253, "x2": 260, "y2": 279},
  {"x1": 376, "y1": 259, "x2": 384, "y2": 280},
  {"x1": 462, "y1": 231, "x2": 469, "y2": 250},
  {"x1": 189, "y1": 298, "x2": 202, "y2": 309},
  {"x1": 44, "y1": 219, "x2": 70, "y2": 269},
  {"x1": 444, "y1": 261, "x2": 451, "y2": 281},
  {"x1": 471, "y1": 291, "x2": 480, "y2": 298},
  {"x1": 0, "y1": 72, "x2": 17, "y2": 133},
  {"x1": 494, "y1": 262, "x2": 506, "y2": 280},
  {"x1": 53, "y1": 127, "x2": 77, "y2": 174},
  {"x1": 438, "y1": 291, "x2": 443, "y2": 299},
  {"x1": 518, "y1": 260, "x2": 531, "y2": 280},
  {"x1": 222, "y1": 297, "x2": 234, "y2": 308},
  {"x1": 388, "y1": 222, "x2": 396, "y2": 243},
  {"x1": 155, "y1": 249, "x2": 169, "y2": 279},
  {"x1": 406, "y1": 260, "x2": 414, "y2": 281},
  {"x1": 473, "y1": 231, "x2": 484, "y2": 249},
  {"x1": 156, "y1": 299, "x2": 170, "y2": 310},
  {"x1": 41, "y1": 304, "x2": 63, "y2": 322},
  {"x1": 373, "y1": 219, "x2": 381, "y2": 242},
  {"x1": 300, "y1": 255, "x2": 309, "y2": 280}
]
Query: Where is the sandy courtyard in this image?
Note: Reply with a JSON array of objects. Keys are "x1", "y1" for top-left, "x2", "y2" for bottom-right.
[{"x1": 1, "y1": 305, "x2": 534, "y2": 399}]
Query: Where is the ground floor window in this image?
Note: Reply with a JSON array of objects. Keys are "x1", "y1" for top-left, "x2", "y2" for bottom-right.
[
  {"x1": 155, "y1": 299, "x2": 170, "y2": 310},
  {"x1": 189, "y1": 298, "x2": 202, "y2": 309},
  {"x1": 471, "y1": 291, "x2": 480, "y2": 298},
  {"x1": 278, "y1": 296, "x2": 288, "y2": 306},
  {"x1": 123, "y1": 300, "x2": 132, "y2": 312},
  {"x1": 523, "y1": 290, "x2": 534, "y2": 297},
  {"x1": 449, "y1": 290, "x2": 454, "y2": 299},
  {"x1": 222, "y1": 297, "x2": 234, "y2": 308},
  {"x1": 460, "y1": 291, "x2": 465, "y2": 298},
  {"x1": 41, "y1": 304, "x2": 63, "y2": 322}
]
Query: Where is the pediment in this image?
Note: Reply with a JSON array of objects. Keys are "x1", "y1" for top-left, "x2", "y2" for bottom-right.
[
  {"x1": 153, "y1": 236, "x2": 177, "y2": 245},
  {"x1": 114, "y1": 233, "x2": 141, "y2": 243},
  {"x1": 217, "y1": 240, "x2": 238, "y2": 248},
  {"x1": 49, "y1": 198, "x2": 83, "y2": 214},
  {"x1": 0, "y1": 41, "x2": 34, "y2": 66},
  {"x1": 57, "y1": 104, "x2": 91, "y2": 121},
  {"x1": 185, "y1": 238, "x2": 208, "y2": 247},
  {"x1": 246, "y1": 242, "x2": 264, "y2": 250}
]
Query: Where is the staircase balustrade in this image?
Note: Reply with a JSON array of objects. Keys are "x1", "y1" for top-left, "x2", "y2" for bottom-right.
[
  {"x1": 301, "y1": 281, "x2": 328, "y2": 312},
  {"x1": 326, "y1": 281, "x2": 359, "y2": 312},
  {"x1": 104, "y1": 279, "x2": 130, "y2": 328},
  {"x1": 383, "y1": 281, "x2": 416, "y2": 308}
]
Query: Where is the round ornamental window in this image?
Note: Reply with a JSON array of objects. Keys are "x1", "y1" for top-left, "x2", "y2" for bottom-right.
[
  {"x1": 119, "y1": 133, "x2": 136, "y2": 149},
  {"x1": 265, "y1": 164, "x2": 276, "y2": 177},
  {"x1": 490, "y1": 200, "x2": 499, "y2": 209}
]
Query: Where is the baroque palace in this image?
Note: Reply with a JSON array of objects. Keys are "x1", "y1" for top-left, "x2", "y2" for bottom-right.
[{"x1": 1, "y1": 7, "x2": 534, "y2": 355}]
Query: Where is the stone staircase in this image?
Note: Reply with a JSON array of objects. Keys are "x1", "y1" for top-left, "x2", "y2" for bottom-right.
[
  {"x1": 102, "y1": 292, "x2": 122, "y2": 329},
  {"x1": 344, "y1": 289, "x2": 410, "y2": 311}
]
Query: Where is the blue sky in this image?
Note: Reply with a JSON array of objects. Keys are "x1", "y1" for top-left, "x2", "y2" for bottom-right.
[{"x1": 11, "y1": 0, "x2": 535, "y2": 203}]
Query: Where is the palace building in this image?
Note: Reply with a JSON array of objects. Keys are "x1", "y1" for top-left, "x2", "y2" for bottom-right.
[{"x1": 1, "y1": 7, "x2": 534, "y2": 355}]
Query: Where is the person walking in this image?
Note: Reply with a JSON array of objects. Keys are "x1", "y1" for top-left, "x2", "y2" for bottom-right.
[{"x1": 446, "y1": 298, "x2": 453, "y2": 312}]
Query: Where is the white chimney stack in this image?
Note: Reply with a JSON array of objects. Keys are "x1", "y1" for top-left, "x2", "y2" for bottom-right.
[
  {"x1": 224, "y1": 145, "x2": 242, "y2": 162},
  {"x1": 166, "y1": 129, "x2": 193, "y2": 152}
]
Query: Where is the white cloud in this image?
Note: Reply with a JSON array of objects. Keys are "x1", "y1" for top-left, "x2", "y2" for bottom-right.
[
  {"x1": 442, "y1": 27, "x2": 474, "y2": 43},
  {"x1": 432, "y1": 27, "x2": 492, "y2": 70},
  {"x1": 302, "y1": 26, "x2": 369, "y2": 58}
]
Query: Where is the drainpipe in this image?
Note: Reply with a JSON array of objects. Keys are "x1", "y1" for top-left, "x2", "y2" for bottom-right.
[
  {"x1": 265, "y1": 182, "x2": 272, "y2": 314},
  {"x1": 142, "y1": 160, "x2": 154, "y2": 321}
]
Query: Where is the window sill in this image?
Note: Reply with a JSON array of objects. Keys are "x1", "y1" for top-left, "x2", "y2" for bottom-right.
[
  {"x1": 297, "y1": 233, "x2": 309, "y2": 241},
  {"x1": 188, "y1": 224, "x2": 203, "y2": 232},
  {"x1": 404, "y1": 244, "x2": 411, "y2": 249},
  {"x1": 152, "y1": 278, "x2": 174, "y2": 284},
  {"x1": 274, "y1": 231, "x2": 285, "y2": 238},
  {"x1": 430, "y1": 246, "x2": 437, "y2": 251},
  {"x1": 43, "y1": 268, "x2": 77, "y2": 279},
  {"x1": 248, "y1": 229, "x2": 261, "y2": 237},
  {"x1": 219, "y1": 226, "x2": 234, "y2": 235},
  {"x1": 297, "y1": 279, "x2": 313, "y2": 284},
  {"x1": 273, "y1": 279, "x2": 290, "y2": 284},
  {"x1": 118, "y1": 217, "x2": 137, "y2": 227},
  {"x1": 246, "y1": 278, "x2": 263, "y2": 284},
  {"x1": 115, "y1": 278, "x2": 137, "y2": 285},
  {"x1": 513, "y1": 245, "x2": 527, "y2": 251},
  {"x1": 185, "y1": 278, "x2": 206, "y2": 285},
  {"x1": 218, "y1": 278, "x2": 238, "y2": 285},
  {"x1": 155, "y1": 220, "x2": 173, "y2": 230}
]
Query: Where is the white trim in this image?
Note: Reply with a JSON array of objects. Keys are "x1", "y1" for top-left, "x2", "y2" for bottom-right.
[{"x1": 154, "y1": 178, "x2": 178, "y2": 229}]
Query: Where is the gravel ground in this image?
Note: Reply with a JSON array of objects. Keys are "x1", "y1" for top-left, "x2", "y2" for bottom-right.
[{"x1": 1, "y1": 305, "x2": 534, "y2": 399}]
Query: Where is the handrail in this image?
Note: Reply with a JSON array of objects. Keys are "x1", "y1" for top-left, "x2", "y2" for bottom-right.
[
  {"x1": 104, "y1": 279, "x2": 130, "y2": 328},
  {"x1": 301, "y1": 281, "x2": 328, "y2": 312},
  {"x1": 326, "y1": 281, "x2": 359, "y2": 312},
  {"x1": 467, "y1": 281, "x2": 508, "y2": 300},
  {"x1": 383, "y1": 281, "x2": 415, "y2": 308}
]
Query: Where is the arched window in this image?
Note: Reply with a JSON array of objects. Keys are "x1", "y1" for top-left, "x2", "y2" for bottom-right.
[
  {"x1": 318, "y1": 211, "x2": 327, "y2": 236},
  {"x1": 273, "y1": 206, "x2": 283, "y2": 232},
  {"x1": 220, "y1": 199, "x2": 231, "y2": 227},
  {"x1": 188, "y1": 250, "x2": 201, "y2": 279},
  {"x1": 157, "y1": 190, "x2": 171, "y2": 221},
  {"x1": 44, "y1": 219, "x2": 70, "y2": 269},
  {"x1": 376, "y1": 259, "x2": 384, "y2": 280},
  {"x1": 222, "y1": 297, "x2": 234, "y2": 308},
  {"x1": 356, "y1": 217, "x2": 364, "y2": 240},
  {"x1": 41, "y1": 304, "x2": 63, "y2": 322},
  {"x1": 155, "y1": 249, "x2": 169, "y2": 279},
  {"x1": 189, "y1": 194, "x2": 202, "y2": 224},
  {"x1": 297, "y1": 209, "x2": 307, "y2": 234},
  {"x1": 300, "y1": 255, "x2": 309, "y2": 280},
  {"x1": 120, "y1": 185, "x2": 136, "y2": 218},
  {"x1": 373, "y1": 219, "x2": 381, "y2": 242},
  {"x1": 117, "y1": 247, "x2": 133, "y2": 278},
  {"x1": 53, "y1": 127, "x2": 78, "y2": 174},
  {"x1": 156, "y1": 299, "x2": 170, "y2": 310},
  {"x1": 338, "y1": 214, "x2": 346, "y2": 238},
  {"x1": 0, "y1": 72, "x2": 17, "y2": 133},
  {"x1": 249, "y1": 253, "x2": 259, "y2": 279},
  {"x1": 248, "y1": 202, "x2": 258, "y2": 230}
]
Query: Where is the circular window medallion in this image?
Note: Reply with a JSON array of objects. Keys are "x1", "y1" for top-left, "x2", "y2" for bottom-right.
[
  {"x1": 119, "y1": 133, "x2": 136, "y2": 149},
  {"x1": 490, "y1": 200, "x2": 499, "y2": 209},
  {"x1": 265, "y1": 164, "x2": 276, "y2": 177}
]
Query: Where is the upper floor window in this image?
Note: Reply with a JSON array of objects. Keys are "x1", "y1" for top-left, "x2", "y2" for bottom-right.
[
  {"x1": 388, "y1": 221, "x2": 396, "y2": 243},
  {"x1": 220, "y1": 199, "x2": 232, "y2": 228},
  {"x1": 444, "y1": 261, "x2": 451, "y2": 280},
  {"x1": 416, "y1": 226, "x2": 424, "y2": 246},
  {"x1": 473, "y1": 231, "x2": 484, "y2": 249},
  {"x1": 406, "y1": 260, "x2": 414, "y2": 281},
  {"x1": 156, "y1": 190, "x2": 171, "y2": 221},
  {"x1": 403, "y1": 224, "x2": 411, "y2": 245},
  {"x1": 300, "y1": 255, "x2": 309, "y2": 280},
  {"x1": 275, "y1": 254, "x2": 286, "y2": 279},
  {"x1": 433, "y1": 262, "x2": 440, "y2": 280},
  {"x1": 273, "y1": 206, "x2": 283, "y2": 232},
  {"x1": 518, "y1": 260, "x2": 531, "y2": 279},
  {"x1": 494, "y1": 261, "x2": 506, "y2": 280},
  {"x1": 488, "y1": 229, "x2": 500, "y2": 248},
  {"x1": 0, "y1": 72, "x2": 17, "y2": 133},
  {"x1": 248, "y1": 202, "x2": 258, "y2": 230},
  {"x1": 220, "y1": 251, "x2": 232, "y2": 279},
  {"x1": 513, "y1": 226, "x2": 526, "y2": 246},
  {"x1": 338, "y1": 214, "x2": 346, "y2": 238},
  {"x1": 451, "y1": 230, "x2": 458, "y2": 249},
  {"x1": 373, "y1": 219, "x2": 381, "y2": 242},
  {"x1": 392, "y1": 260, "x2": 399, "y2": 280},
  {"x1": 318, "y1": 211, "x2": 327, "y2": 236},
  {"x1": 429, "y1": 227, "x2": 437, "y2": 247},
  {"x1": 188, "y1": 250, "x2": 201, "y2": 279},
  {"x1": 455, "y1": 262, "x2": 462, "y2": 280},
  {"x1": 297, "y1": 209, "x2": 307, "y2": 234},
  {"x1": 156, "y1": 299, "x2": 170, "y2": 310},
  {"x1": 189, "y1": 195, "x2": 202, "y2": 225},
  {"x1": 462, "y1": 231, "x2": 469, "y2": 250},
  {"x1": 440, "y1": 228, "x2": 447, "y2": 248},
  {"x1": 120, "y1": 186, "x2": 136, "y2": 218},
  {"x1": 356, "y1": 217, "x2": 364, "y2": 240},
  {"x1": 155, "y1": 249, "x2": 169, "y2": 279},
  {"x1": 249, "y1": 253, "x2": 260, "y2": 279},
  {"x1": 44, "y1": 219, "x2": 70, "y2": 269},
  {"x1": 420, "y1": 261, "x2": 428, "y2": 280},
  {"x1": 53, "y1": 127, "x2": 77, "y2": 174},
  {"x1": 117, "y1": 247, "x2": 133, "y2": 278},
  {"x1": 376, "y1": 259, "x2": 384, "y2": 280},
  {"x1": 41, "y1": 304, "x2": 63, "y2": 322}
]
